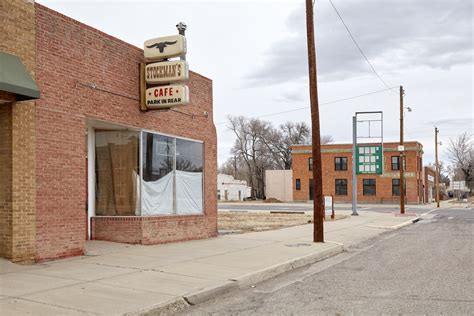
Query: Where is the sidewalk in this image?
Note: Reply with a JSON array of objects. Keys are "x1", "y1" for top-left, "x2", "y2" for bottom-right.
[{"x1": 0, "y1": 211, "x2": 418, "y2": 315}]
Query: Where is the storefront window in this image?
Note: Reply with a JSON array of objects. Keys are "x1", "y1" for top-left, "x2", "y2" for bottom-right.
[
  {"x1": 176, "y1": 138, "x2": 204, "y2": 214},
  {"x1": 141, "y1": 133, "x2": 175, "y2": 215},
  {"x1": 94, "y1": 130, "x2": 203, "y2": 216},
  {"x1": 95, "y1": 131, "x2": 140, "y2": 216},
  {"x1": 141, "y1": 131, "x2": 203, "y2": 215}
]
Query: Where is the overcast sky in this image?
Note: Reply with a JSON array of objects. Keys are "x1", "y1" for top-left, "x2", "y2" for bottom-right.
[{"x1": 39, "y1": 0, "x2": 473, "y2": 167}]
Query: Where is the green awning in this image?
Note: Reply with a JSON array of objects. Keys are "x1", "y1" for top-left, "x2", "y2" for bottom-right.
[{"x1": 0, "y1": 52, "x2": 40, "y2": 100}]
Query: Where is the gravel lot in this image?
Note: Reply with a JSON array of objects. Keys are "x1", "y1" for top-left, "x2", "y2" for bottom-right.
[{"x1": 218, "y1": 211, "x2": 348, "y2": 234}]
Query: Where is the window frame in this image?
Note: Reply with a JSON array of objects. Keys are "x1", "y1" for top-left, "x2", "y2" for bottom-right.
[
  {"x1": 392, "y1": 178, "x2": 406, "y2": 196},
  {"x1": 363, "y1": 179, "x2": 376, "y2": 196},
  {"x1": 140, "y1": 130, "x2": 204, "y2": 216},
  {"x1": 295, "y1": 178, "x2": 301, "y2": 191},
  {"x1": 392, "y1": 179, "x2": 400, "y2": 196},
  {"x1": 334, "y1": 157, "x2": 348, "y2": 171},
  {"x1": 308, "y1": 157, "x2": 313, "y2": 171},
  {"x1": 335, "y1": 179, "x2": 348, "y2": 196},
  {"x1": 391, "y1": 156, "x2": 400, "y2": 170}
]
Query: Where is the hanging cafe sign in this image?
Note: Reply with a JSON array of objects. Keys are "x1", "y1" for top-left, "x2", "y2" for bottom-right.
[
  {"x1": 140, "y1": 34, "x2": 190, "y2": 110},
  {"x1": 145, "y1": 85, "x2": 189, "y2": 109}
]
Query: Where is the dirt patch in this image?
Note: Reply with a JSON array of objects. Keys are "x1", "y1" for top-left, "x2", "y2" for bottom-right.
[
  {"x1": 218, "y1": 212, "x2": 348, "y2": 234},
  {"x1": 263, "y1": 198, "x2": 283, "y2": 203}
]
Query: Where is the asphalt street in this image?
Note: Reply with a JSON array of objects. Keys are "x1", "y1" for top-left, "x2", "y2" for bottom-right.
[
  {"x1": 181, "y1": 207, "x2": 473, "y2": 315},
  {"x1": 218, "y1": 203, "x2": 430, "y2": 214}
]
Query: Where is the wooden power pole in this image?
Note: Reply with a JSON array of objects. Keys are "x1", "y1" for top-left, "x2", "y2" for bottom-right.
[
  {"x1": 305, "y1": 0, "x2": 324, "y2": 242},
  {"x1": 399, "y1": 86, "x2": 405, "y2": 214},
  {"x1": 435, "y1": 127, "x2": 440, "y2": 208}
]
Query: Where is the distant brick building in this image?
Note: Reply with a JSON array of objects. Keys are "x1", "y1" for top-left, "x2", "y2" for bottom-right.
[
  {"x1": 423, "y1": 166, "x2": 436, "y2": 203},
  {"x1": 0, "y1": 1, "x2": 217, "y2": 263},
  {"x1": 292, "y1": 142, "x2": 424, "y2": 204}
]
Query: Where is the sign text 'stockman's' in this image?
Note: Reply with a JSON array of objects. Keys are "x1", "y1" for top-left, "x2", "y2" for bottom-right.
[{"x1": 145, "y1": 61, "x2": 188, "y2": 84}]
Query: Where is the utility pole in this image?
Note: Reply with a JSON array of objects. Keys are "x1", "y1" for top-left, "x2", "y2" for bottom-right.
[
  {"x1": 399, "y1": 86, "x2": 405, "y2": 215},
  {"x1": 305, "y1": 0, "x2": 324, "y2": 242},
  {"x1": 435, "y1": 127, "x2": 440, "y2": 208}
]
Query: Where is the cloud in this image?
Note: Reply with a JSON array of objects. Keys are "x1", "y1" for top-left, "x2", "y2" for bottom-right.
[
  {"x1": 246, "y1": 0, "x2": 473, "y2": 86},
  {"x1": 426, "y1": 117, "x2": 474, "y2": 126},
  {"x1": 273, "y1": 89, "x2": 306, "y2": 103}
]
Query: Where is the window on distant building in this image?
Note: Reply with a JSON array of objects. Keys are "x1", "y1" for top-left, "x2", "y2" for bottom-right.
[
  {"x1": 363, "y1": 179, "x2": 376, "y2": 196},
  {"x1": 335, "y1": 157, "x2": 348, "y2": 171},
  {"x1": 335, "y1": 179, "x2": 347, "y2": 195},
  {"x1": 308, "y1": 157, "x2": 313, "y2": 171},
  {"x1": 391, "y1": 156, "x2": 400, "y2": 170},
  {"x1": 392, "y1": 179, "x2": 400, "y2": 196},
  {"x1": 296, "y1": 178, "x2": 301, "y2": 190},
  {"x1": 392, "y1": 179, "x2": 406, "y2": 196}
]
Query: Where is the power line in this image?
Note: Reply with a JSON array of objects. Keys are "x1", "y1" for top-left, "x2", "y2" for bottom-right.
[
  {"x1": 327, "y1": 0, "x2": 395, "y2": 92},
  {"x1": 215, "y1": 87, "x2": 395, "y2": 125}
]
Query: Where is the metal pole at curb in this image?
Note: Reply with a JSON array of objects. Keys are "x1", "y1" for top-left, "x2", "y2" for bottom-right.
[
  {"x1": 351, "y1": 115, "x2": 358, "y2": 216},
  {"x1": 435, "y1": 127, "x2": 440, "y2": 208}
]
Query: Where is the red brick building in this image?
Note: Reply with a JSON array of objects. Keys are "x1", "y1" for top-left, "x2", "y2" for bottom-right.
[
  {"x1": 0, "y1": 1, "x2": 217, "y2": 263},
  {"x1": 292, "y1": 142, "x2": 424, "y2": 204},
  {"x1": 423, "y1": 166, "x2": 436, "y2": 203}
]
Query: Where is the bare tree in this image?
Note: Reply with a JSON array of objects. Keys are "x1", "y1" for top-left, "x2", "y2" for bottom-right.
[
  {"x1": 428, "y1": 161, "x2": 450, "y2": 185},
  {"x1": 225, "y1": 116, "x2": 334, "y2": 198},
  {"x1": 446, "y1": 132, "x2": 474, "y2": 193},
  {"x1": 321, "y1": 134, "x2": 334, "y2": 145},
  {"x1": 262, "y1": 122, "x2": 311, "y2": 170},
  {"x1": 227, "y1": 116, "x2": 276, "y2": 198}
]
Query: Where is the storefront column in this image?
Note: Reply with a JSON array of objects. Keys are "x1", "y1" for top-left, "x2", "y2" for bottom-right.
[
  {"x1": 0, "y1": 106, "x2": 13, "y2": 259},
  {"x1": 11, "y1": 101, "x2": 36, "y2": 263}
]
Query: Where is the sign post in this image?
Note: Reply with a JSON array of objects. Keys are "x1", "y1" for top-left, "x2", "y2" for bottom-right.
[
  {"x1": 352, "y1": 111, "x2": 384, "y2": 216},
  {"x1": 324, "y1": 196, "x2": 334, "y2": 220},
  {"x1": 352, "y1": 116, "x2": 358, "y2": 216}
]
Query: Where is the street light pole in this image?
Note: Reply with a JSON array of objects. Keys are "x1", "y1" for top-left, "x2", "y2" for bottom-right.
[
  {"x1": 435, "y1": 127, "x2": 440, "y2": 208},
  {"x1": 399, "y1": 86, "x2": 405, "y2": 215},
  {"x1": 305, "y1": 0, "x2": 324, "y2": 242}
]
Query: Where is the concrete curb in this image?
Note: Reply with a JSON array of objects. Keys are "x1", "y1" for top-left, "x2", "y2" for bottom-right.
[
  {"x1": 124, "y1": 297, "x2": 189, "y2": 316},
  {"x1": 390, "y1": 216, "x2": 420, "y2": 229},
  {"x1": 366, "y1": 216, "x2": 421, "y2": 231},
  {"x1": 129, "y1": 243, "x2": 343, "y2": 315},
  {"x1": 232, "y1": 243, "x2": 343, "y2": 288},
  {"x1": 183, "y1": 280, "x2": 239, "y2": 306}
]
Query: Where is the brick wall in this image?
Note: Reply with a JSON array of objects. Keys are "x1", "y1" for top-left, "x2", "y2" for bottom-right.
[
  {"x1": 0, "y1": 0, "x2": 37, "y2": 263},
  {"x1": 91, "y1": 215, "x2": 217, "y2": 245},
  {"x1": 0, "y1": 106, "x2": 13, "y2": 258},
  {"x1": 34, "y1": 4, "x2": 217, "y2": 260},
  {"x1": 292, "y1": 142, "x2": 424, "y2": 204}
]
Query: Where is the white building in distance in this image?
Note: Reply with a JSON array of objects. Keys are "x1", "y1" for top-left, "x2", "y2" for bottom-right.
[{"x1": 217, "y1": 174, "x2": 252, "y2": 201}]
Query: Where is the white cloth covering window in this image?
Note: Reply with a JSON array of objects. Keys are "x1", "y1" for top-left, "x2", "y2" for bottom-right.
[
  {"x1": 140, "y1": 171, "x2": 203, "y2": 215},
  {"x1": 141, "y1": 172, "x2": 174, "y2": 215},
  {"x1": 176, "y1": 170, "x2": 203, "y2": 214}
]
